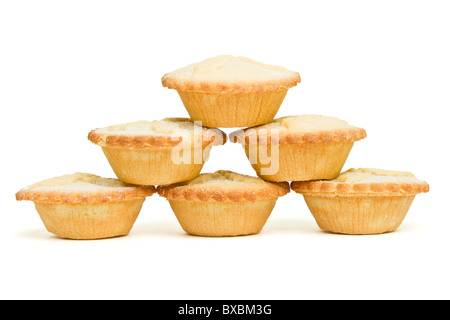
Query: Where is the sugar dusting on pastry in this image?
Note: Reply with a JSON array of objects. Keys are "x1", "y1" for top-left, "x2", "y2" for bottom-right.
[
  {"x1": 186, "y1": 170, "x2": 268, "y2": 186},
  {"x1": 21, "y1": 173, "x2": 135, "y2": 192},
  {"x1": 256, "y1": 115, "x2": 360, "y2": 133},
  {"x1": 167, "y1": 55, "x2": 297, "y2": 83},
  {"x1": 335, "y1": 168, "x2": 424, "y2": 184},
  {"x1": 89, "y1": 118, "x2": 224, "y2": 146}
]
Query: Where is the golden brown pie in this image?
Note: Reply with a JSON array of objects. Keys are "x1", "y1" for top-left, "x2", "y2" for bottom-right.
[
  {"x1": 161, "y1": 55, "x2": 301, "y2": 128},
  {"x1": 230, "y1": 114, "x2": 366, "y2": 181},
  {"x1": 291, "y1": 168, "x2": 429, "y2": 234},
  {"x1": 88, "y1": 118, "x2": 226, "y2": 185},
  {"x1": 16, "y1": 173, "x2": 155, "y2": 239},
  {"x1": 157, "y1": 170, "x2": 289, "y2": 237}
]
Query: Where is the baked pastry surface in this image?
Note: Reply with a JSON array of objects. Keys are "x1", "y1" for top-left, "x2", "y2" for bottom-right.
[
  {"x1": 161, "y1": 55, "x2": 300, "y2": 93},
  {"x1": 88, "y1": 118, "x2": 226, "y2": 148},
  {"x1": 230, "y1": 114, "x2": 366, "y2": 144},
  {"x1": 16, "y1": 172, "x2": 155, "y2": 203},
  {"x1": 291, "y1": 168, "x2": 429, "y2": 195},
  {"x1": 157, "y1": 170, "x2": 289, "y2": 201}
]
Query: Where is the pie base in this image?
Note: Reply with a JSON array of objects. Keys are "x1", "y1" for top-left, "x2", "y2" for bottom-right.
[
  {"x1": 168, "y1": 198, "x2": 277, "y2": 237},
  {"x1": 244, "y1": 142, "x2": 354, "y2": 182},
  {"x1": 303, "y1": 195, "x2": 415, "y2": 235},
  {"x1": 177, "y1": 89, "x2": 288, "y2": 128},
  {"x1": 101, "y1": 145, "x2": 212, "y2": 185},
  {"x1": 34, "y1": 199, "x2": 145, "y2": 240}
]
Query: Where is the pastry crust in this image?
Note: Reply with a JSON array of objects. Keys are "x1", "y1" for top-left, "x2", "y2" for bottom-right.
[
  {"x1": 88, "y1": 118, "x2": 226, "y2": 148},
  {"x1": 231, "y1": 128, "x2": 367, "y2": 145},
  {"x1": 167, "y1": 198, "x2": 277, "y2": 237},
  {"x1": 243, "y1": 142, "x2": 355, "y2": 182},
  {"x1": 291, "y1": 168, "x2": 430, "y2": 196},
  {"x1": 230, "y1": 114, "x2": 367, "y2": 145},
  {"x1": 16, "y1": 173, "x2": 155, "y2": 204},
  {"x1": 292, "y1": 168, "x2": 429, "y2": 235},
  {"x1": 100, "y1": 145, "x2": 213, "y2": 186},
  {"x1": 176, "y1": 90, "x2": 288, "y2": 128},
  {"x1": 34, "y1": 199, "x2": 145, "y2": 239},
  {"x1": 161, "y1": 55, "x2": 301, "y2": 93},
  {"x1": 157, "y1": 170, "x2": 290, "y2": 202},
  {"x1": 301, "y1": 194, "x2": 416, "y2": 235},
  {"x1": 162, "y1": 76, "x2": 301, "y2": 93}
]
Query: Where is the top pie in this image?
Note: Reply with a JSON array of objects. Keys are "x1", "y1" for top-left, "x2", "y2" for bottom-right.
[
  {"x1": 291, "y1": 168, "x2": 430, "y2": 196},
  {"x1": 16, "y1": 172, "x2": 155, "y2": 204},
  {"x1": 230, "y1": 114, "x2": 367, "y2": 144},
  {"x1": 157, "y1": 170, "x2": 290, "y2": 202},
  {"x1": 161, "y1": 55, "x2": 301, "y2": 93},
  {"x1": 88, "y1": 118, "x2": 226, "y2": 148}
]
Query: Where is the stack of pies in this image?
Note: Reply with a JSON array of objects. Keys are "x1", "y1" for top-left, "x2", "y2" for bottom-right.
[{"x1": 16, "y1": 55, "x2": 429, "y2": 238}]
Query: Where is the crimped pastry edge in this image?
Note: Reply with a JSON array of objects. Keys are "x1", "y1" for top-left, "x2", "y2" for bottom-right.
[
  {"x1": 161, "y1": 73, "x2": 301, "y2": 93},
  {"x1": 230, "y1": 127, "x2": 367, "y2": 145},
  {"x1": 290, "y1": 180, "x2": 429, "y2": 196},
  {"x1": 88, "y1": 128, "x2": 227, "y2": 148},
  {"x1": 157, "y1": 181, "x2": 290, "y2": 202},
  {"x1": 16, "y1": 185, "x2": 155, "y2": 204}
]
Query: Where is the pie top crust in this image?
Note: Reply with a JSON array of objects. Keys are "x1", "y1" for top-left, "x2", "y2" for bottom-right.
[
  {"x1": 88, "y1": 118, "x2": 226, "y2": 148},
  {"x1": 161, "y1": 55, "x2": 301, "y2": 93},
  {"x1": 16, "y1": 173, "x2": 155, "y2": 204},
  {"x1": 157, "y1": 170, "x2": 290, "y2": 202},
  {"x1": 230, "y1": 114, "x2": 367, "y2": 145},
  {"x1": 291, "y1": 168, "x2": 429, "y2": 196}
]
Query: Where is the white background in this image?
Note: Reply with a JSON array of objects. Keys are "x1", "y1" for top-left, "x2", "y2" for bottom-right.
[{"x1": 1, "y1": 0, "x2": 448, "y2": 300}]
